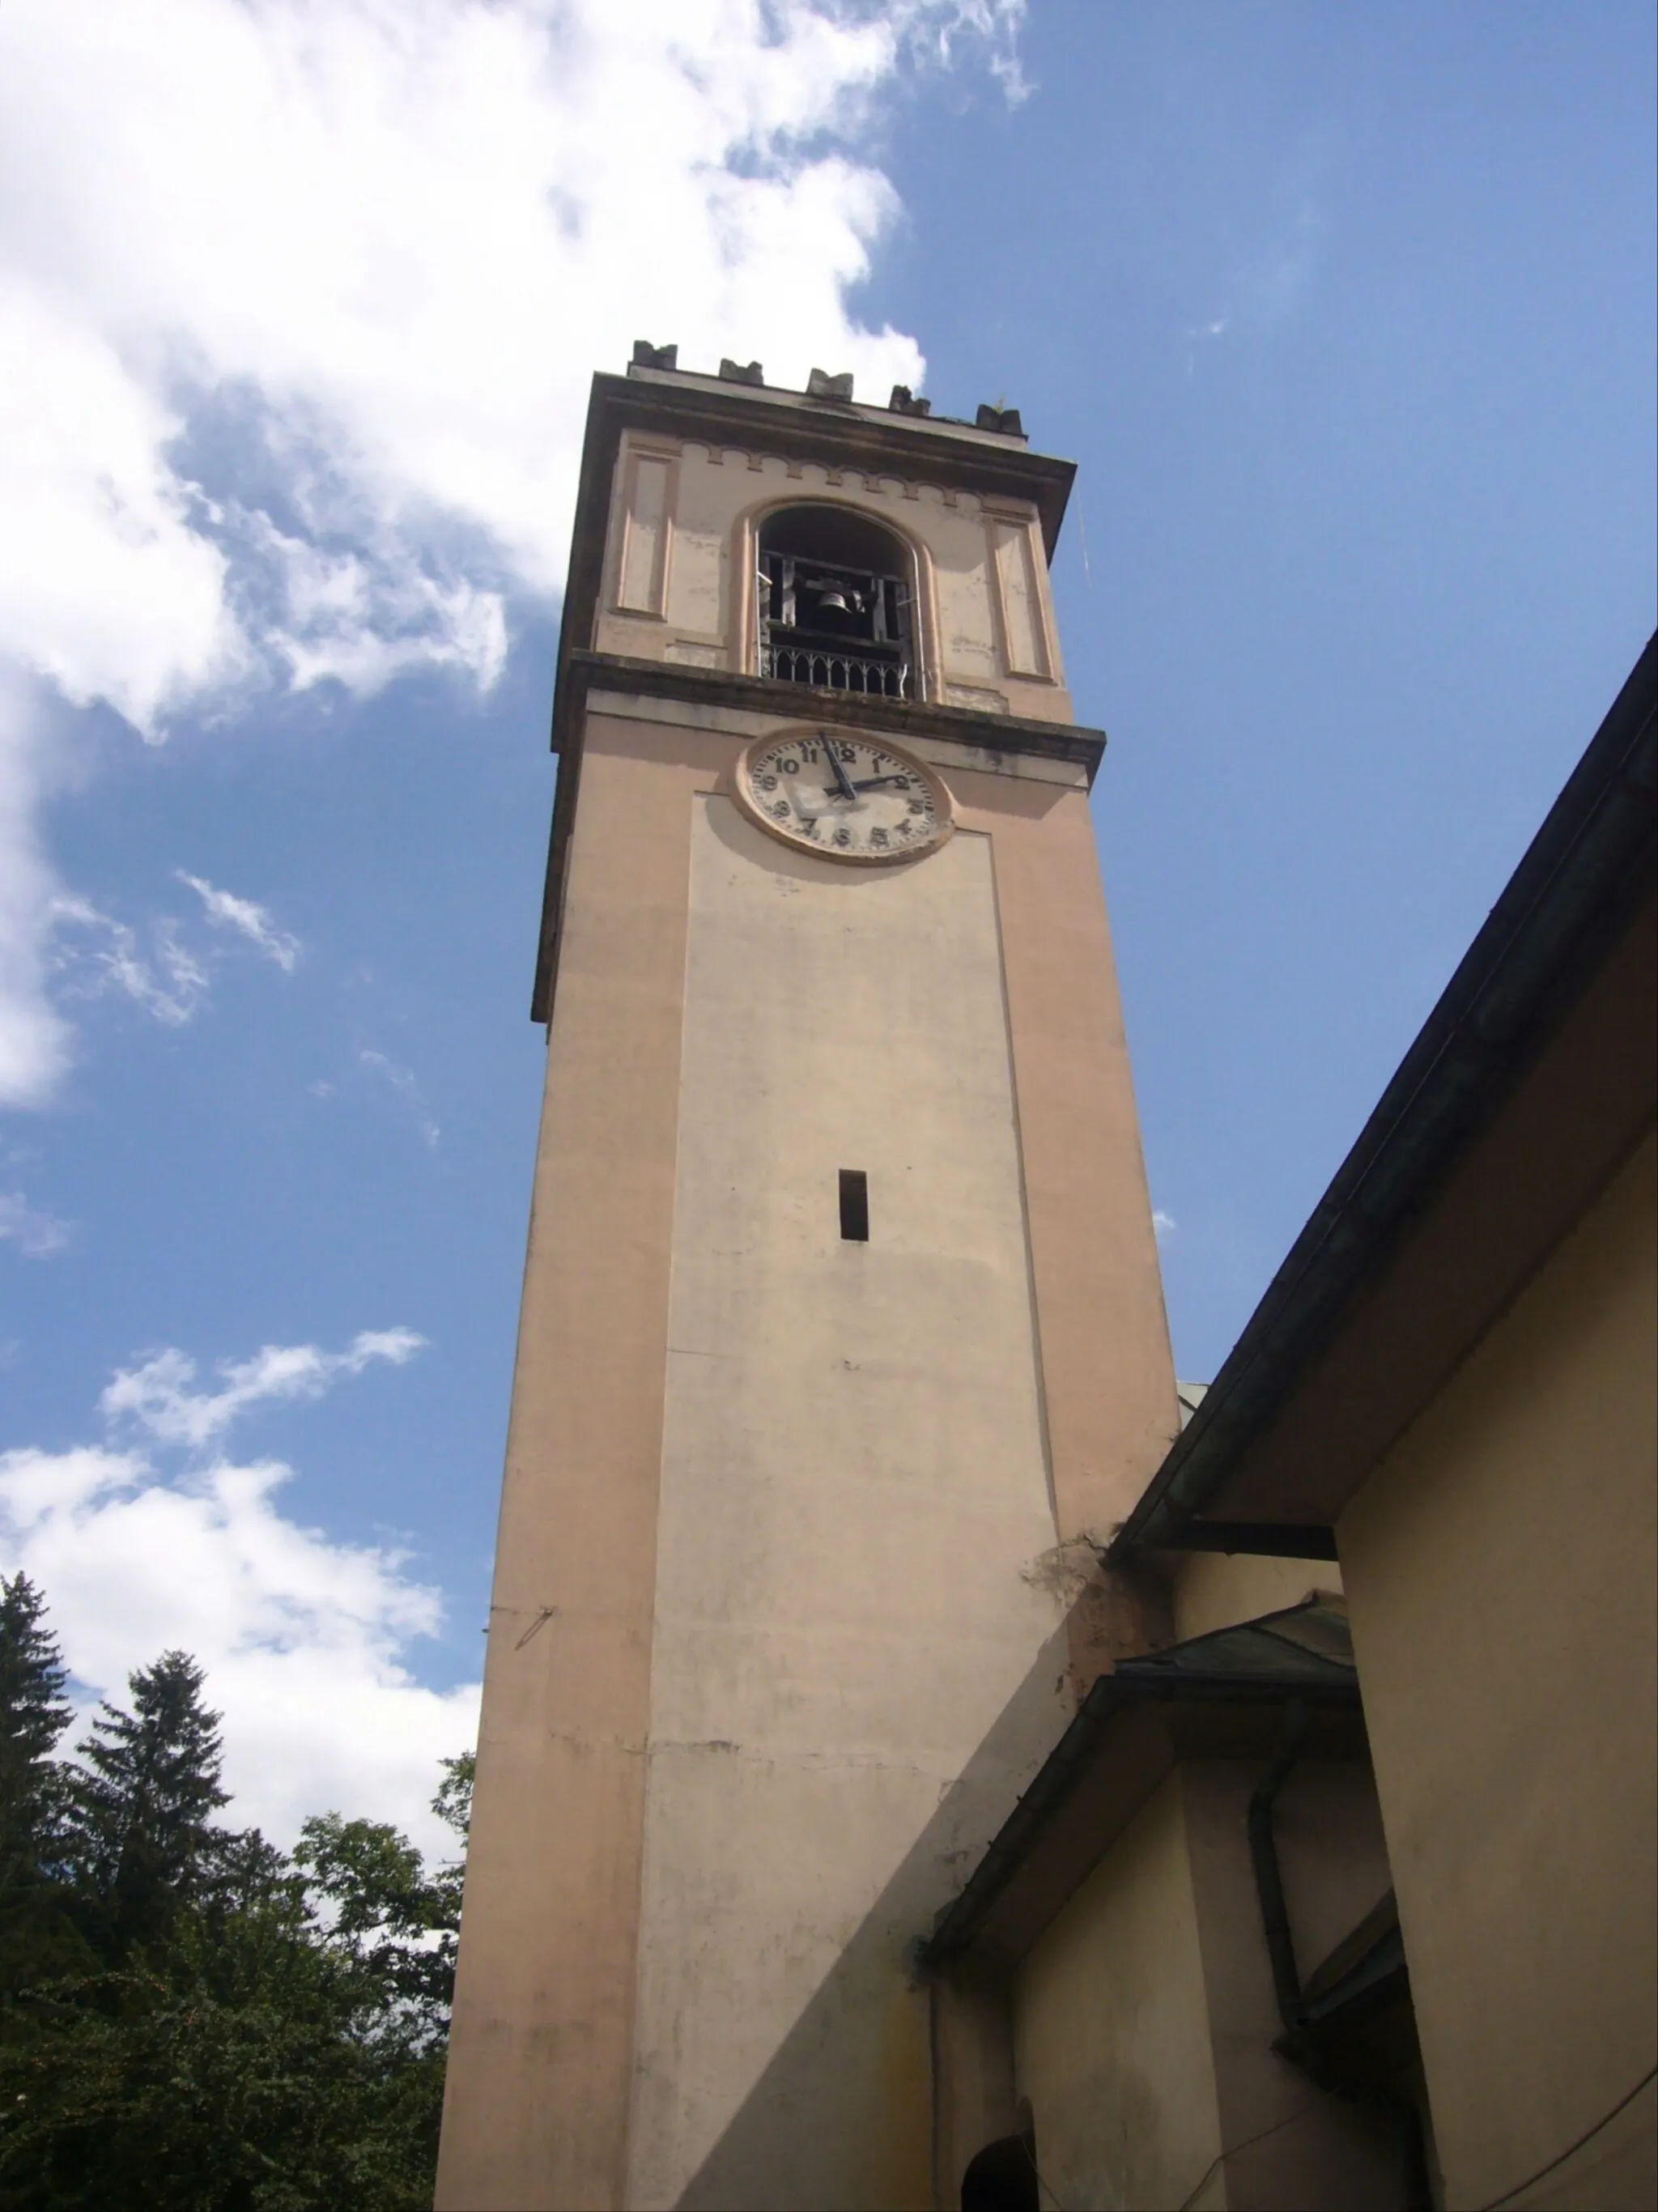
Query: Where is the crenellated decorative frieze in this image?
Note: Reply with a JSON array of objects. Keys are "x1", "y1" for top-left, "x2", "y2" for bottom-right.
[{"x1": 674, "y1": 436, "x2": 1039, "y2": 525}]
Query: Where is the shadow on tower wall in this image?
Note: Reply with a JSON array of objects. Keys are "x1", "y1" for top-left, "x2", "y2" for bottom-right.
[{"x1": 663, "y1": 1621, "x2": 1073, "y2": 2212}]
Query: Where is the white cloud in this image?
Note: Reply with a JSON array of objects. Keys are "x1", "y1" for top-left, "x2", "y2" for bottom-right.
[
  {"x1": 176, "y1": 870, "x2": 302, "y2": 973},
  {"x1": 359, "y1": 1049, "x2": 440, "y2": 1150},
  {"x1": 0, "y1": 1325, "x2": 470, "y2": 1854},
  {"x1": 0, "y1": 675, "x2": 73, "y2": 1107},
  {"x1": 0, "y1": 0, "x2": 1022, "y2": 1104},
  {"x1": 49, "y1": 894, "x2": 212, "y2": 1029},
  {"x1": 1191, "y1": 160, "x2": 1329, "y2": 367},
  {"x1": 0, "y1": 291, "x2": 241, "y2": 732},
  {"x1": 1152, "y1": 1208, "x2": 1177, "y2": 1241},
  {"x1": 0, "y1": 1441, "x2": 476, "y2": 1857},
  {"x1": 101, "y1": 1326, "x2": 427, "y2": 1451},
  {"x1": 45, "y1": 870, "x2": 303, "y2": 1051},
  {"x1": 0, "y1": 1189, "x2": 71, "y2": 1257}
]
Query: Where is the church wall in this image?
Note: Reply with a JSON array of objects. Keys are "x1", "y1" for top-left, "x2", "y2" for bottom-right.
[
  {"x1": 1339, "y1": 1126, "x2": 1658, "y2": 2212},
  {"x1": 1003, "y1": 1756, "x2": 1403, "y2": 2212},
  {"x1": 1181, "y1": 1759, "x2": 1405, "y2": 2211},
  {"x1": 1012, "y1": 1771, "x2": 1226, "y2": 2210},
  {"x1": 627, "y1": 798, "x2": 1070, "y2": 2209},
  {"x1": 1171, "y1": 1552, "x2": 1343, "y2": 1645}
]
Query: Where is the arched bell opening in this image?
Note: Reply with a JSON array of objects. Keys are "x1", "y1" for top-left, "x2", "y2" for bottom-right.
[{"x1": 755, "y1": 504, "x2": 919, "y2": 701}]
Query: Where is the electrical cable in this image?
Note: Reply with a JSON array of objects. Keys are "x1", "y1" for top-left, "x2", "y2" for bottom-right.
[
  {"x1": 1031, "y1": 2159, "x2": 1071, "y2": 2212},
  {"x1": 1014, "y1": 2124, "x2": 1071, "y2": 2212},
  {"x1": 1016, "y1": 2056, "x2": 1655, "y2": 2211},
  {"x1": 1477, "y1": 2063, "x2": 1657, "y2": 2211},
  {"x1": 1173, "y1": 2099, "x2": 1324, "y2": 2211}
]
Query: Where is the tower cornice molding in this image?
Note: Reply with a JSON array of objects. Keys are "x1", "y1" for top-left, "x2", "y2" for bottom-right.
[
  {"x1": 552, "y1": 649, "x2": 1103, "y2": 766},
  {"x1": 609, "y1": 368, "x2": 1076, "y2": 549},
  {"x1": 531, "y1": 650, "x2": 1106, "y2": 1022}
]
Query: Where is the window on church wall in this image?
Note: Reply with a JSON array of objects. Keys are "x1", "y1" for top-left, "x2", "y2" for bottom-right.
[{"x1": 756, "y1": 505, "x2": 919, "y2": 702}]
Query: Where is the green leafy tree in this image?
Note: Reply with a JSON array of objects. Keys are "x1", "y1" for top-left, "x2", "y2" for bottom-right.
[
  {"x1": 0, "y1": 1595, "x2": 474, "y2": 2210},
  {"x1": 295, "y1": 1814, "x2": 453, "y2": 2046},
  {"x1": 292, "y1": 1749, "x2": 473, "y2": 2053},
  {"x1": 432, "y1": 1749, "x2": 474, "y2": 1846},
  {"x1": 0, "y1": 1776, "x2": 455, "y2": 2210},
  {"x1": 0, "y1": 1934, "x2": 445, "y2": 2210},
  {"x1": 428, "y1": 1748, "x2": 473, "y2": 1940},
  {"x1": 65, "y1": 1650, "x2": 231, "y2": 1959}
]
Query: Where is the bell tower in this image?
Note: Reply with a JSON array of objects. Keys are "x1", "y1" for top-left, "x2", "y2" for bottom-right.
[{"x1": 436, "y1": 350, "x2": 1178, "y2": 2210}]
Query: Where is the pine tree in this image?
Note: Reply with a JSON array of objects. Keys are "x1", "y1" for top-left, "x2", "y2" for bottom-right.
[
  {"x1": 0, "y1": 1573, "x2": 72, "y2": 1882},
  {"x1": 64, "y1": 1649, "x2": 230, "y2": 1959},
  {"x1": 0, "y1": 1698, "x2": 472, "y2": 2210},
  {"x1": 0, "y1": 1603, "x2": 472, "y2": 2207},
  {"x1": 0, "y1": 1573, "x2": 90, "y2": 2004}
]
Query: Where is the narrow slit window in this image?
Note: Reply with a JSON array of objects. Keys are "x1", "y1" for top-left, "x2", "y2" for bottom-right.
[{"x1": 839, "y1": 1169, "x2": 869, "y2": 1243}]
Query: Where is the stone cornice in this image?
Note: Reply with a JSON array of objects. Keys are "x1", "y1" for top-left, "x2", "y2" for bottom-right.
[{"x1": 531, "y1": 652, "x2": 1107, "y2": 1022}]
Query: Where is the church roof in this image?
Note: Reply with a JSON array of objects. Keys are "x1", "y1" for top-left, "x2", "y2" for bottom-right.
[
  {"x1": 1111, "y1": 632, "x2": 1657, "y2": 1562},
  {"x1": 923, "y1": 1596, "x2": 1363, "y2": 1972}
]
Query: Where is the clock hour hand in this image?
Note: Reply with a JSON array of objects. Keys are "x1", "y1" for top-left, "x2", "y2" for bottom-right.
[
  {"x1": 851, "y1": 773, "x2": 908, "y2": 792},
  {"x1": 823, "y1": 745, "x2": 858, "y2": 802}
]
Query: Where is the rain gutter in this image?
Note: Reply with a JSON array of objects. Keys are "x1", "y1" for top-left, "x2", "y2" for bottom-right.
[{"x1": 921, "y1": 1663, "x2": 1358, "y2": 1970}]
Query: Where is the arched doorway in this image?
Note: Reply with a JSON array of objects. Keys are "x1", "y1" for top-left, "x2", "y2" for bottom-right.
[{"x1": 959, "y1": 2126, "x2": 1039, "y2": 2212}]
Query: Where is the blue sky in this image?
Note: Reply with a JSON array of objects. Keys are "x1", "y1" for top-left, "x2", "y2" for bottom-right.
[{"x1": 1, "y1": 0, "x2": 1652, "y2": 1849}]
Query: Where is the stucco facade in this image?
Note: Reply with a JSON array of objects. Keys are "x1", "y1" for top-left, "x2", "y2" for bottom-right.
[
  {"x1": 1016, "y1": 1774, "x2": 1222, "y2": 2210},
  {"x1": 1084, "y1": 638, "x2": 1657, "y2": 2212},
  {"x1": 1011, "y1": 1755, "x2": 1403, "y2": 2212},
  {"x1": 436, "y1": 364, "x2": 1177, "y2": 2210},
  {"x1": 1172, "y1": 1551, "x2": 1341, "y2": 1647},
  {"x1": 594, "y1": 410, "x2": 1073, "y2": 724},
  {"x1": 1338, "y1": 1128, "x2": 1657, "y2": 2211},
  {"x1": 927, "y1": 1603, "x2": 1417, "y2": 2212}
]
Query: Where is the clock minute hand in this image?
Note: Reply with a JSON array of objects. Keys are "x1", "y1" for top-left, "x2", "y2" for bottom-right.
[{"x1": 823, "y1": 746, "x2": 858, "y2": 802}]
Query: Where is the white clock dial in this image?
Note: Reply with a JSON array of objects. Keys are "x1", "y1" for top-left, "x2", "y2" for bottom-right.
[{"x1": 733, "y1": 730, "x2": 954, "y2": 866}]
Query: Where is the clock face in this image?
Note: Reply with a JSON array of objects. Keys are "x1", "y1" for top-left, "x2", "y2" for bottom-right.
[{"x1": 732, "y1": 730, "x2": 953, "y2": 866}]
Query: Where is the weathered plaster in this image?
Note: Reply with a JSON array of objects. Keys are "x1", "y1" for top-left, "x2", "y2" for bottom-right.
[
  {"x1": 627, "y1": 802, "x2": 1069, "y2": 2208},
  {"x1": 1014, "y1": 1772, "x2": 1224, "y2": 2211},
  {"x1": 594, "y1": 432, "x2": 1070, "y2": 720},
  {"x1": 442, "y1": 381, "x2": 1176, "y2": 2205}
]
